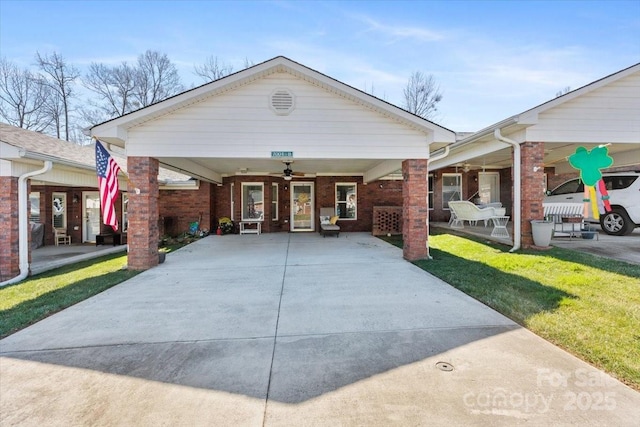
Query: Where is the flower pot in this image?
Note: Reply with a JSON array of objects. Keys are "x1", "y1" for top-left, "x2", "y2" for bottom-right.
[
  {"x1": 158, "y1": 251, "x2": 166, "y2": 264},
  {"x1": 531, "y1": 220, "x2": 554, "y2": 247}
]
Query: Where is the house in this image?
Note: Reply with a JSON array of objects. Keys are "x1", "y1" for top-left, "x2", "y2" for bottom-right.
[
  {"x1": 89, "y1": 56, "x2": 457, "y2": 270},
  {"x1": 2, "y1": 56, "x2": 638, "y2": 281}
]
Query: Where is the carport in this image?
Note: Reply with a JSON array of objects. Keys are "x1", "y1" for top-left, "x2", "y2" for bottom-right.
[{"x1": 90, "y1": 56, "x2": 456, "y2": 270}]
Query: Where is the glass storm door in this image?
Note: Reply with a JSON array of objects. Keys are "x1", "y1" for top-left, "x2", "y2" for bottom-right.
[
  {"x1": 290, "y1": 182, "x2": 314, "y2": 232},
  {"x1": 478, "y1": 172, "x2": 501, "y2": 204},
  {"x1": 83, "y1": 192, "x2": 101, "y2": 242}
]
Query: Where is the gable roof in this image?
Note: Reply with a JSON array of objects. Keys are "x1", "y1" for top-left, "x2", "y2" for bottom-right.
[
  {"x1": 0, "y1": 123, "x2": 190, "y2": 182},
  {"x1": 91, "y1": 56, "x2": 456, "y2": 146}
]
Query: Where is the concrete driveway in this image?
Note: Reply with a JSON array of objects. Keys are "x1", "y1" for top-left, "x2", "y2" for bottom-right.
[{"x1": 1, "y1": 233, "x2": 638, "y2": 426}]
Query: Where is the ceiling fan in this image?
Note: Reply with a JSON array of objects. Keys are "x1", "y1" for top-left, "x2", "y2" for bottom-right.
[{"x1": 280, "y1": 161, "x2": 306, "y2": 180}]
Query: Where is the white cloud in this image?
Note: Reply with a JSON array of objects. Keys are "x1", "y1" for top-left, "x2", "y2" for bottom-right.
[{"x1": 354, "y1": 15, "x2": 445, "y2": 44}]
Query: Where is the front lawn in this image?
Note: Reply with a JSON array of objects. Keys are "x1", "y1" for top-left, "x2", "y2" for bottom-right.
[
  {"x1": 0, "y1": 253, "x2": 140, "y2": 339},
  {"x1": 381, "y1": 232, "x2": 640, "y2": 390}
]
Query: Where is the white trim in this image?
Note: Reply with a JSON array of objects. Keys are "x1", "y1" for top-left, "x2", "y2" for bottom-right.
[
  {"x1": 442, "y1": 173, "x2": 462, "y2": 210},
  {"x1": 52, "y1": 192, "x2": 67, "y2": 229},
  {"x1": 272, "y1": 183, "x2": 279, "y2": 221},
  {"x1": 290, "y1": 182, "x2": 315, "y2": 232},
  {"x1": 335, "y1": 182, "x2": 357, "y2": 220},
  {"x1": 241, "y1": 182, "x2": 265, "y2": 222},
  {"x1": 230, "y1": 183, "x2": 235, "y2": 221}
]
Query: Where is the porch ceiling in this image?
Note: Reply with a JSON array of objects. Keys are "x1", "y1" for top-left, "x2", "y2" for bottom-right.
[
  {"x1": 438, "y1": 142, "x2": 640, "y2": 173},
  {"x1": 158, "y1": 157, "x2": 395, "y2": 180}
]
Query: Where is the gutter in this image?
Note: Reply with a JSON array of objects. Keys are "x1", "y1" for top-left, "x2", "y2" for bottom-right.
[
  {"x1": 494, "y1": 129, "x2": 521, "y2": 252},
  {"x1": 1, "y1": 161, "x2": 53, "y2": 287},
  {"x1": 430, "y1": 117, "x2": 519, "y2": 159}
]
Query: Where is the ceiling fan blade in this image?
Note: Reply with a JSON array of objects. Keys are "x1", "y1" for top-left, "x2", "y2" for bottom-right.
[{"x1": 291, "y1": 171, "x2": 306, "y2": 176}]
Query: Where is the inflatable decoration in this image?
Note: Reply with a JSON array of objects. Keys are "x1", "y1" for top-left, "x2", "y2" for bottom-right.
[{"x1": 568, "y1": 146, "x2": 613, "y2": 220}]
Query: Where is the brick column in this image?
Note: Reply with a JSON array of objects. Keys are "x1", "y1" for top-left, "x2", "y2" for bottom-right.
[
  {"x1": 402, "y1": 159, "x2": 429, "y2": 261},
  {"x1": 127, "y1": 157, "x2": 159, "y2": 270},
  {"x1": 0, "y1": 177, "x2": 20, "y2": 280},
  {"x1": 519, "y1": 142, "x2": 546, "y2": 247}
]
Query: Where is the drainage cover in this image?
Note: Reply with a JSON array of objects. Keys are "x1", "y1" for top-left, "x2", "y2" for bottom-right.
[{"x1": 435, "y1": 361, "x2": 454, "y2": 372}]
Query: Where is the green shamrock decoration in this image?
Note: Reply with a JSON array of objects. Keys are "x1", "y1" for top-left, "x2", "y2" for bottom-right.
[{"x1": 568, "y1": 146, "x2": 613, "y2": 186}]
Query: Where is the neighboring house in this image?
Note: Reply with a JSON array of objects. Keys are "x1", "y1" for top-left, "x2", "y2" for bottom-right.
[
  {"x1": 428, "y1": 63, "x2": 640, "y2": 247},
  {"x1": 0, "y1": 123, "x2": 196, "y2": 282},
  {"x1": 2, "y1": 56, "x2": 638, "y2": 280}
]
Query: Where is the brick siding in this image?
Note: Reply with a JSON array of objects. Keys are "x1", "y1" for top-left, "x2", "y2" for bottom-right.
[{"x1": 0, "y1": 177, "x2": 19, "y2": 280}]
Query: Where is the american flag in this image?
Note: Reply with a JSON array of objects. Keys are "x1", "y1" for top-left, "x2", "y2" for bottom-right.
[{"x1": 95, "y1": 140, "x2": 121, "y2": 231}]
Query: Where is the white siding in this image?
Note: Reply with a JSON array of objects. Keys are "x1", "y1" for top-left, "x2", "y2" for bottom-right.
[
  {"x1": 126, "y1": 73, "x2": 430, "y2": 159},
  {"x1": 526, "y1": 72, "x2": 640, "y2": 143}
]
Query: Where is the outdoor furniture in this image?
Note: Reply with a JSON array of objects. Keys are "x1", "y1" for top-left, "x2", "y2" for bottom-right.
[
  {"x1": 54, "y1": 228, "x2": 71, "y2": 246},
  {"x1": 491, "y1": 216, "x2": 511, "y2": 239},
  {"x1": 447, "y1": 201, "x2": 506, "y2": 228},
  {"x1": 240, "y1": 221, "x2": 261, "y2": 235},
  {"x1": 319, "y1": 207, "x2": 340, "y2": 237},
  {"x1": 96, "y1": 232, "x2": 124, "y2": 246},
  {"x1": 543, "y1": 203, "x2": 584, "y2": 238}
]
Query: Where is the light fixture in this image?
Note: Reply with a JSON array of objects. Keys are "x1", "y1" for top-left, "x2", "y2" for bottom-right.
[{"x1": 72, "y1": 194, "x2": 79, "y2": 203}]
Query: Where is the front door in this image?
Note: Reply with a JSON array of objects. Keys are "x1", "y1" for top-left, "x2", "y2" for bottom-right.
[
  {"x1": 83, "y1": 192, "x2": 101, "y2": 242},
  {"x1": 290, "y1": 182, "x2": 314, "y2": 232}
]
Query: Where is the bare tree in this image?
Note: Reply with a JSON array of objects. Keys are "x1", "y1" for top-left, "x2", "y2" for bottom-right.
[
  {"x1": 242, "y1": 57, "x2": 255, "y2": 69},
  {"x1": 403, "y1": 71, "x2": 443, "y2": 120},
  {"x1": 193, "y1": 55, "x2": 234, "y2": 83},
  {"x1": 35, "y1": 51, "x2": 79, "y2": 140},
  {"x1": 133, "y1": 50, "x2": 183, "y2": 107},
  {"x1": 0, "y1": 58, "x2": 51, "y2": 131},
  {"x1": 84, "y1": 62, "x2": 137, "y2": 117},
  {"x1": 555, "y1": 86, "x2": 571, "y2": 98}
]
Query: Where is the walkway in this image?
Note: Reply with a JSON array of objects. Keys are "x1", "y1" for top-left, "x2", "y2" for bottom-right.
[{"x1": 1, "y1": 233, "x2": 638, "y2": 425}]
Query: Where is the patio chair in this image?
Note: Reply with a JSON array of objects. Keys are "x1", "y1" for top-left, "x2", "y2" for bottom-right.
[
  {"x1": 319, "y1": 207, "x2": 340, "y2": 237},
  {"x1": 54, "y1": 228, "x2": 71, "y2": 246}
]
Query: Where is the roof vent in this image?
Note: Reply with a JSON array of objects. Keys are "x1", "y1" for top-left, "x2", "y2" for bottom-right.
[{"x1": 270, "y1": 88, "x2": 295, "y2": 115}]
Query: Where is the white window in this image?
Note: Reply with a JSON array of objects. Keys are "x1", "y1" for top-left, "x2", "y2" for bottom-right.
[
  {"x1": 478, "y1": 172, "x2": 501, "y2": 204},
  {"x1": 242, "y1": 183, "x2": 264, "y2": 221},
  {"x1": 428, "y1": 174, "x2": 434, "y2": 210},
  {"x1": 230, "y1": 183, "x2": 235, "y2": 221},
  {"x1": 52, "y1": 192, "x2": 67, "y2": 228},
  {"x1": 442, "y1": 174, "x2": 462, "y2": 210},
  {"x1": 272, "y1": 183, "x2": 278, "y2": 221},
  {"x1": 336, "y1": 183, "x2": 357, "y2": 219},
  {"x1": 29, "y1": 192, "x2": 40, "y2": 222},
  {"x1": 122, "y1": 193, "x2": 129, "y2": 232}
]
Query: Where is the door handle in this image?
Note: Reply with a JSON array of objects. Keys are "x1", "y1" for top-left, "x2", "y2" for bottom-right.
[{"x1": 566, "y1": 197, "x2": 573, "y2": 199}]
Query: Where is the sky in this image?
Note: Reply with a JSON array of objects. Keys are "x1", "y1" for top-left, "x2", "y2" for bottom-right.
[{"x1": 1, "y1": 0, "x2": 639, "y2": 132}]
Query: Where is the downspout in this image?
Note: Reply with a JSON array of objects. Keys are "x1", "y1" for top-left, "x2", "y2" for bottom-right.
[
  {"x1": 0, "y1": 161, "x2": 53, "y2": 287},
  {"x1": 494, "y1": 129, "x2": 521, "y2": 252},
  {"x1": 425, "y1": 145, "x2": 451, "y2": 260}
]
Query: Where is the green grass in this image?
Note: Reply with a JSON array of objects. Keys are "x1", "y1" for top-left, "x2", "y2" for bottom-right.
[
  {"x1": 381, "y1": 231, "x2": 640, "y2": 390},
  {"x1": 0, "y1": 253, "x2": 140, "y2": 339}
]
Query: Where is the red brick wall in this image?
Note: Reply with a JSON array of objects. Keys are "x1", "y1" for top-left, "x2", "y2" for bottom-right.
[
  {"x1": 127, "y1": 157, "x2": 159, "y2": 270},
  {"x1": 211, "y1": 176, "x2": 403, "y2": 233},
  {"x1": 0, "y1": 177, "x2": 19, "y2": 280},
  {"x1": 159, "y1": 182, "x2": 214, "y2": 236},
  {"x1": 402, "y1": 159, "x2": 429, "y2": 260},
  {"x1": 30, "y1": 186, "x2": 112, "y2": 245}
]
